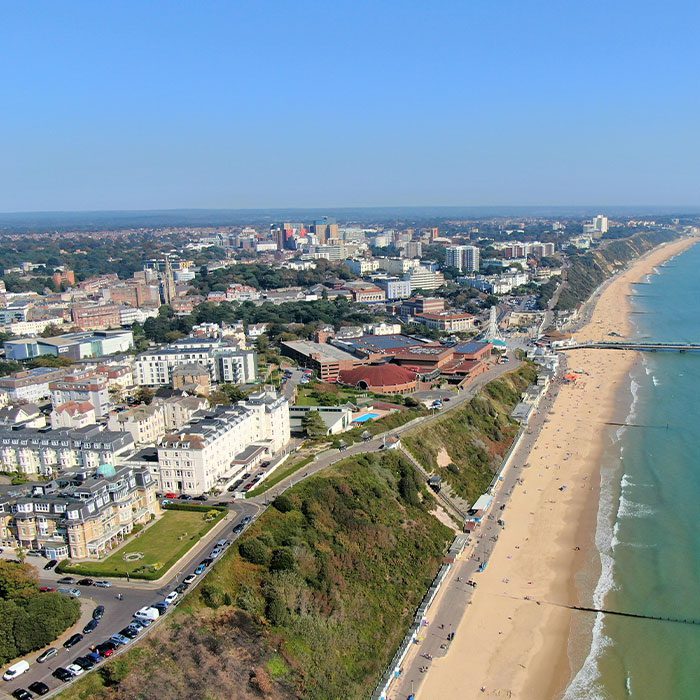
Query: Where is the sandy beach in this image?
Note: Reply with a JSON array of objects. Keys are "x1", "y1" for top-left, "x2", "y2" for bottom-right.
[{"x1": 418, "y1": 236, "x2": 698, "y2": 700}]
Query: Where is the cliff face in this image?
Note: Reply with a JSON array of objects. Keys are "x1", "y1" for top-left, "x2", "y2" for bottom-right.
[
  {"x1": 403, "y1": 364, "x2": 537, "y2": 503},
  {"x1": 59, "y1": 451, "x2": 452, "y2": 700},
  {"x1": 556, "y1": 229, "x2": 680, "y2": 310}
]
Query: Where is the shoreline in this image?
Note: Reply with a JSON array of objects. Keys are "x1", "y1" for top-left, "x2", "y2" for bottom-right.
[{"x1": 418, "y1": 236, "x2": 698, "y2": 700}]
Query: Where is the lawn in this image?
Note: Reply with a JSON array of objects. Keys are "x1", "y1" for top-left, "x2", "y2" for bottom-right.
[
  {"x1": 57, "y1": 508, "x2": 226, "y2": 580},
  {"x1": 245, "y1": 455, "x2": 314, "y2": 498}
]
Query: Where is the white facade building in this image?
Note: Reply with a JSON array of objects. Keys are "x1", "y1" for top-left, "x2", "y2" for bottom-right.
[{"x1": 445, "y1": 245, "x2": 480, "y2": 272}]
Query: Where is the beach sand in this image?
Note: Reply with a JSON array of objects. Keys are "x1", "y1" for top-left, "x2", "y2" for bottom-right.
[{"x1": 419, "y1": 237, "x2": 698, "y2": 700}]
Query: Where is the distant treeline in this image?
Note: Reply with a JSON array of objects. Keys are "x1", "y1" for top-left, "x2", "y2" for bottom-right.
[{"x1": 555, "y1": 229, "x2": 681, "y2": 311}]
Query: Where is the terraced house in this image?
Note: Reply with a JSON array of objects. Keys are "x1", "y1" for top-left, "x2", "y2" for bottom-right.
[{"x1": 0, "y1": 464, "x2": 159, "y2": 559}]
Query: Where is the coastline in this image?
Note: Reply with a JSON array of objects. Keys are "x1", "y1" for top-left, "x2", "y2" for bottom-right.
[{"x1": 418, "y1": 236, "x2": 698, "y2": 700}]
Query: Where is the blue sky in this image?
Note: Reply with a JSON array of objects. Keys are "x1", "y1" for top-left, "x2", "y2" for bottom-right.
[{"x1": 1, "y1": 0, "x2": 698, "y2": 212}]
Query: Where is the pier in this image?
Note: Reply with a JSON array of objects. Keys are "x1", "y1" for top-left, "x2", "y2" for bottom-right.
[{"x1": 560, "y1": 341, "x2": 700, "y2": 353}]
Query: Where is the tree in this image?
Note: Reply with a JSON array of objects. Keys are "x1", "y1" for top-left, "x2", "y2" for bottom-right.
[
  {"x1": 133, "y1": 387, "x2": 155, "y2": 405},
  {"x1": 39, "y1": 323, "x2": 63, "y2": 338},
  {"x1": 209, "y1": 383, "x2": 246, "y2": 406},
  {"x1": 302, "y1": 409, "x2": 327, "y2": 438},
  {"x1": 272, "y1": 494, "x2": 294, "y2": 513},
  {"x1": 238, "y1": 538, "x2": 270, "y2": 565},
  {"x1": 269, "y1": 548, "x2": 295, "y2": 573},
  {"x1": 0, "y1": 561, "x2": 38, "y2": 601}
]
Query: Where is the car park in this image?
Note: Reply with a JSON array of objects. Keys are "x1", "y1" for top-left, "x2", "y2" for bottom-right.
[
  {"x1": 83, "y1": 618, "x2": 99, "y2": 634},
  {"x1": 3, "y1": 660, "x2": 30, "y2": 681},
  {"x1": 12, "y1": 689, "x2": 32, "y2": 700},
  {"x1": 28, "y1": 682, "x2": 50, "y2": 696},
  {"x1": 37, "y1": 647, "x2": 58, "y2": 663},
  {"x1": 66, "y1": 663, "x2": 84, "y2": 676},
  {"x1": 53, "y1": 667, "x2": 73, "y2": 682},
  {"x1": 93, "y1": 605, "x2": 105, "y2": 620},
  {"x1": 94, "y1": 580, "x2": 112, "y2": 587},
  {"x1": 63, "y1": 633, "x2": 83, "y2": 648},
  {"x1": 43, "y1": 559, "x2": 58, "y2": 570},
  {"x1": 183, "y1": 574, "x2": 196, "y2": 585}
]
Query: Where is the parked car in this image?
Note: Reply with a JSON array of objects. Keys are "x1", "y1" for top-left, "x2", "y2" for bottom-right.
[
  {"x1": 27, "y1": 549, "x2": 43, "y2": 557},
  {"x1": 66, "y1": 663, "x2": 84, "y2": 677},
  {"x1": 175, "y1": 583, "x2": 187, "y2": 594},
  {"x1": 3, "y1": 660, "x2": 30, "y2": 681},
  {"x1": 109, "y1": 633, "x2": 131, "y2": 646},
  {"x1": 74, "y1": 655, "x2": 95, "y2": 670},
  {"x1": 57, "y1": 576, "x2": 74, "y2": 584},
  {"x1": 133, "y1": 606, "x2": 160, "y2": 623},
  {"x1": 178, "y1": 494, "x2": 193, "y2": 501},
  {"x1": 28, "y1": 681, "x2": 50, "y2": 696},
  {"x1": 164, "y1": 492, "x2": 178, "y2": 499},
  {"x1": 93, "y1": 605, "x2": 105, "y2": 620},
  {"x1": 193, "y1": 495, "x2": 208, "y2": 501},
  {"x1": 83, "y1": 618, "x2": 99, "y2": 634},
  {"x1": 183, "y1": 574, "x2": 196, "y2": 585},
  {"x1": 164, "y1": 591, "x2": 179, "y2": 605},
  {"x1": 37, "y1": 647, "x2": 58, "y2": 663},
  {"x1": 39, "y1": 586, "x2": 56, "y2": 593},
  {"x1": 200, "y1": 558, "x2": 213, "y2": 568},
  {"x1": 119, "y1": 627, "x2": 139, "y2": 640},
  {"x1": 77, "y1": 578, "x2": 94, "y2": 586},
  {"x1": 52, "y1": 667, "x2": 73, "y2": 682},
  {"x1": 95, "y1": 642, "x2": 116, "y2": 657},
  {"x1": 63, "y1": 633, "x2": 83, "y2": 649},
  {"x1": 209, "y1": 548, "x2": 222, "y2": 559},
  {"x1": 194, "y1": 564, "x2": 206, "y2": 575},
  {"x1": 58, "y1": 587, "x2": 81, "y2": 597},
  {"x1": 43, "y1": 559, "x2": 58, "y2": 570},
  {"x1": 153, "y1": 602, "x2": 169, "y2": 615},
  {"x1": 241, "y1": 516, "x2": 252, "y2": 524},
  {"x1": 87, "y1": 651, "x2": 103, "y2": 664},
  {"x1": 12, "y1": 689, "x2": 32, "y2": 700},
  {"x1": 94, "y1": 580, "x2": 112, "y2": 588}
]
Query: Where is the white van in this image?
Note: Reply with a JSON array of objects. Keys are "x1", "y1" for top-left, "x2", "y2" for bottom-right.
[
  {"x1": 134, "y1": 606, "x2": 160, "y2": 622},
  {"x1": 3, "y1": 659, "x2": 29, "y2": 681}
]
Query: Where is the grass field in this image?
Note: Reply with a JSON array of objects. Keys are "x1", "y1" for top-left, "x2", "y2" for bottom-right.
[
  {"x1": 245, "y1": 455, "x2": 314, "y2": 498},
  {"x1": 58, "y1": 509, "x2": 225, "y2": 579}
]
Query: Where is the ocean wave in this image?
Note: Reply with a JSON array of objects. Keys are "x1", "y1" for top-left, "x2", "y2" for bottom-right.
[{"x1": 617, "y1": 492, "x2": 654, "y2": 519}]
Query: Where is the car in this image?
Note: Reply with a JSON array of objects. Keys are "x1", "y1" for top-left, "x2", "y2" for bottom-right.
[
  {"x1": 83, "y1": 618, "x2": 99, "y2": 634},
  {"x1": 175, "y1": 583, "x2": 187, "y2": 594},
  {"x1": 243, "y1": 483, "x2": 254, "y2": 491},
  {"x1": 57, "y1": 576, "x2": 74, "y2": 584},
  {"x1": 52, "y1": 667, "x2": 73, "y2": 682},
  {"x1": 183, "y1": 574, "x2": 196, "y2": 585},
  {"x1": 87, "y1": 651, "x2": 103, "y2": 664},
  {"x1": 193, "y1": 495, "x2": 208, "y2": 501},
  {"x1": 37, "y1": 647, "x2": 58, "y2": 663},
  {"x1": 74, "y1": 655, "x2": 95, "y2": 670},
  {"x1": 43, "y1": 559, "x2": 58, "y2": 570},
  {"x1": 94, "y1": 580, "x2": 112, "y2": 588},
  {"x1": 217, "y1": 539, "x2": 230, "y2": 548},
  {"x1": 178, "y1": 494, "x2": 193, "y2": 500},
  {"x1": 164, "y1": 492, "x2": 178, "y2": 499},
  {"x1": 129, "y1": 619, "x2": 146, "y2": 630},
  {"x1": 27, "y1": 549, "x2": 43, "y2": 557},
  {"x1": 109, "y1": 633, "x2": 131, "y2": 646},
  {"x1": 63, "y1": 633, "x2": 83, "y2": 649},
  {"x1": 210, "y1": 548, "x2": 222, "y2": 559},
  {"x1": 194, "y1": 564, "x2": 206, "y2": 575},
  {"x1": 200, "y1": 558, "x2": 213, "y2": 567},
  {"x1": 133, "y1": 616, "x2": 152, "y2": 627},
  {"x1": 12, "y1": 689, "x2": 32, "y2": 700},
  {"x1": 66, "y1": 663, "x2": 84, "y2": 677},
  {"x1": 216, "y1": 501, "x2": 229, "y2": 508},
  {"x1": 95, "y1": 642, "x2": 116, "y2": 657},
  {"x1": 92, "y1": 605, "x2": 105, "y2": 620},
  {"x1": 3, "y1": 660, "x2": 30, "y2": 681},
  {"x1": 67, "y1": 588, "x2": 82, "y2": 597},
  {"x1": 119, "y1": 627, "x2": 139, "y2": 640},
  {"x1": 28, "y1": 682, "x2": 50, "y2": 696},
  {"x1": 77, "y1": 578, "x2": 94, "y2": 586},
  {"x1": 153, "y1": 602, "x2": 169, "y2": 615},
  {"x1": 227, "y1": 484, "x2": 237, "y2": 492},
  {"x1": 39, "y1": 586, "x2": 56, "y2": 592},
  {"x1": 164, "y1": 591, "x2": 179, "y2": 605},
  {"x1": 241, "y1": 516, "x2": 252, "y2": 524},
  {"x1": 233, "y1": 523, "x2": 244, "y2": 534}
]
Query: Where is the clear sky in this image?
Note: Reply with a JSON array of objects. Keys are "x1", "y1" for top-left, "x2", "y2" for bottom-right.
[{"x1": 1, "y1": 0, "x2": 698, "y2": 212}]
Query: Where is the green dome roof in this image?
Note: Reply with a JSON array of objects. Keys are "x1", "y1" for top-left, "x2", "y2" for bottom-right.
[{"x1": 96, "y1": 463, "x2": 116, "y2": 479}]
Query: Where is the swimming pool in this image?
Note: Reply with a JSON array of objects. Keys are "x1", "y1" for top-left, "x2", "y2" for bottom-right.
[{"x1": 353, "y1": 413, "x2": 379, "y2": 423}]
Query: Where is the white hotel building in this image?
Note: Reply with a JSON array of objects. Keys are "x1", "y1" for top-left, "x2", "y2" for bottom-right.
[{"x1": 157, "y1": 391, "x2": 290, "y2": 494}]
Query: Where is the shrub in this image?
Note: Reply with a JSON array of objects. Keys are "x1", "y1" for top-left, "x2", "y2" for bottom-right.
[
  {"x1": 269, "y1": 548, "x2": 295, "y2": 573},
  {"x1": 272, "y1": 494, "x2": 294, "y2": 513},
  {"x1": 239, "y1": 538, "x2": 270, "y2": 565}
]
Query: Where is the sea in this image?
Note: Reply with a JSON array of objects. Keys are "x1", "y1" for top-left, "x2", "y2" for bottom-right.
[{"x1": 564, "y1": 241, "x2": 700, "y2": 700}]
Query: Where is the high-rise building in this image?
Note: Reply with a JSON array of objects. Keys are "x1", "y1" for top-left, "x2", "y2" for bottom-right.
[
  {"x1": 311, "y1": 217, "x2": 338, "y2": 244},
  {"x1": 593, "y1": 214, "x2": 609, "y2": 234},
  {"x1": 445, "y1": 245, "x2": 480, "y2": 272}
]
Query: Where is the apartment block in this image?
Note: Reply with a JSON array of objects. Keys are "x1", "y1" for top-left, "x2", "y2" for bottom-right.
[
  {"x1": 50, "y1": 372, "x2": 111, "y2": 418},
  {"x1": 107, "y1": 404, "x2": 166, "y2": 446},
  {"x1": 0, "y1": 367, "x2": 70, "y2": 403}
]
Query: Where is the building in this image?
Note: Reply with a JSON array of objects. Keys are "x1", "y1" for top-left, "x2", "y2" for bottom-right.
[
  {"x1": 157, "y1": 391, "x2": 290, "y2": 494},
  {"x1": 135, "y1": 337, "x2": 257, "y2": 387},
  {"x1": 345, "y1": 259, "x2": 379, "y2": 276},
  {"x1": 403, "y1": 266, "x2": 445, "y2": 291},
  {"x1": 4, "y1": 330, "x2": 134, "y2": 361},
  {"x1": 50, "y1": 372, "x2": 111, "y2": 418},
  {"x1": 415, "y1": 311, "x2": 476, "y2": 333},
  {"x1": 311, "y1": 217, "x2": 339, "y2": 245},
  {"x1": 52, "y1": 269, "x2": 76, "y2": 288},
  {"x1": 377, "y1": 257, "x2": 421, "y2": 275},
  {"x1": 0, "y1": 404, "x2": 46, "y2": 429},
  {"x1": 288, "y1": 405, "x2": 354, "y2": 435},
  {"x1": 372, "y1": 275, "x2": 412, "y2": 300},
  {"x1": 0, "y1": 424, "x2": 134, "y2": 477},
  {"x1": 399, "y1": 296, "x2": 446, "y2": 320},
  {"x1": 445, "y1": 245, "x2": 480, "y2": 272},
  {"x1": 106, "y1": 281, "x2": 161, "y2": 308},
  {"x1": 50, "y1": 401, "x2": 97, "y2": 429},
  {"x1": 0, "y1": 464, "x2": 160, "y2": 560},
  {"x1": 71, "y1": 304, "x2": 122, "y2": 331},
  {"x1": 281, "y1": 340, "x2": 363, "y2": 382},
  {"x1": 337, "y1": 364, "x2": 418, "y2": 395},
  {"x1": 171, "y1": 363, "x2": 211, "y2": 395},
  {"x1": 152, "y1": 395, "x2": 209, "y2": 431},
  {"x1": 108, "y1": 405, "x2": 166, "y2": 446},
  {"x1": 401, "y1": 241, "x2": 423, "y2": 259},
  {"x1": 342, "y1": 281, "x2": 386, "y2": 304},
  {"x1": 0, "y1": 367, "x2": 69, "y2": 403}
]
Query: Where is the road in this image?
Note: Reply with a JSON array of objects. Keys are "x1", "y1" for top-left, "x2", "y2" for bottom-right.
[
  {"x1": 389, "y1": 363, "x2": 565, "y2": 700},
  {"x1": 0, "y1": 358, "x2": 525, "y2": 699}
]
